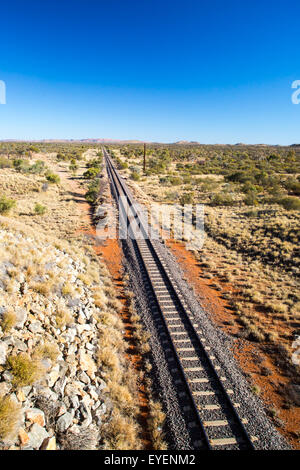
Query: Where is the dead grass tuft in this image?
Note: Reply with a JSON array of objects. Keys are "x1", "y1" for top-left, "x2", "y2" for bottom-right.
[
  {"x1": 6, "y1": 353, "x2": 46, "y2": 388},
  {"x1": 0, "y1": 394, "x2": 21, "y2": 440},
  {"x1": 0, "y1": 310, "x2": 17, "y2": 332}
]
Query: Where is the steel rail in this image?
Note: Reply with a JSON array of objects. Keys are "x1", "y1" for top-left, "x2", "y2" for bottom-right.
[{"x1": 104, "y1": 148, "x2": 255, "y2": 450}]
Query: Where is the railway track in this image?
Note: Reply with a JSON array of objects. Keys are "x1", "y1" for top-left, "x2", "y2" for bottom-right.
[{"x1": 104, "y1": 148, "x2": 256, "y2": 450}]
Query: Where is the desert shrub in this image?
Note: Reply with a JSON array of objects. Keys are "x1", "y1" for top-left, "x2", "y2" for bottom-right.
[
  {"x1": 119, "y1": 161, "x2": 128, "y2": 170},
  {"x1": 130, "y1": 171, "x2": 140, "y2": 181},
  {"x1": 168, "y1": 176, "x2": 182, "y2": 186},
  {"x1": 179, "y1": 192, "x2": 194, "y2": 205},
  {"x1": 56, "y1": 153, "x2": 69, "y2": 161},
  {"x1": 85, "y1": 179, "x2": 100, "y2": 203},
  {"x1": 0, "y1": 157, "x2": 12, "y2": 168},
  {"x1": 283, "y1": 178, "x2": 300, "y2": 195},
  {"x1": 13, "y1": 159, "x2": 27, "y2": 171},
  {"x1": 0, "y1": 195, "x2": 16, "y2": 214},
  {"x1": 0, "y1": 310, "x2": 17, "y2": 332},
  {"x1": 83, "y1": 167, "x2": 99, "y2": 179},
  {"x1": 244, "y1": 209, "x2": 259, "y2": 218},
  {"x1": 211, "y1": 192, "x2": 236, "y2": 206},
  {"x1": 69, "y1": 159, "x2": 78, "y2": 173},
  {"x1": 6, "y1": 353, "x2": 45, "y2": 388},
  {"x1": 13, "y1": 159, "x2": 45, "y2": 174},
  {"x1": 34, "y1": 203, "x2": 47, "y2": 215},
  {"x1": 86, "y1": 158, "x2": 102, "y2": 169},
  {"x1": 0, "y1": 395, "x2": 21, "y2": 440},
  {"x1": 241, "y1": 181, "x2": 260, "y2": 194},
  {"x1": 46, "y1": 172, "x2": 60, "y2": 184},
  {"x1": 29, "y1": 160, "x2": 46, "y2": 174},
  {"x1": 278, "y1": 197, "x2": 300, "y2": 211},
  {"x1": 182, "y1": 174, "x2": 192, "y2": 185},
  {"x1": 225, "y1": 170, "x2": 253, "y2": 184},
  {"x1": 244, "y1": 191, "x2": 259, "y2": 206}
]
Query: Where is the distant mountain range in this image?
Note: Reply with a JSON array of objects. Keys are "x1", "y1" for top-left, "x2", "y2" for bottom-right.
[{"x1": 0, "y1": 138, "x2": 298, "y2": 147}]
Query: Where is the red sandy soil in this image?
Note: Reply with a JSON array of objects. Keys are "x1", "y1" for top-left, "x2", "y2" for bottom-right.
[{"x1": 167, "y1": 240, "x2": 300, "y2": 449}]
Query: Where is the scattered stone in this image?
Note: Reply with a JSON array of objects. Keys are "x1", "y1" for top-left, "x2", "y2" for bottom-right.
[
  {"x1": 79, "y1": 351, "x2": 97, "y2": 377},
  {"x1": 25, "y1": 408, "x2": 45, "y2": 427},
  {"x1": 47, "y1": 367, "x2": 60, "y2": 387},
  {"x1": 26, "y1": 423, "x2": 49, "y2": 449},
  {"x1": 18, "y1": 428, "x2": 30, "y2": 447},
  {"x1": 16, "y1": 389, "x2": 26, "y2": 402},
  {"x1": 70, "y1": 395, "x2": 80, "y2": 410},
  {"x1": 56, "y1": 412, "x2": 73, "y2": 433},
  {"x1": 2, "y1": 370, "x2": 13, "y2": 381},
  {"x1": 54, "y1": 376, "x2": 67, "y2": 396},
  {"x1": 78, "y1": 371, "x2": 90, "y2": 385},
  {"x1": 28, "y1": 321, "x2": 43, "y2": 334},
  {"x1": 13, "y1": 338, "x2": 27, "y2": 352},
  {"x1": 0, "y1": 381, "x2": 11, "y2": 395},
  {"x1": 41, "y1": 436, "x2": 56, "y2": 450},
  {"x1": 15, "y1": 308, "x2": 27, "y2": 329}
]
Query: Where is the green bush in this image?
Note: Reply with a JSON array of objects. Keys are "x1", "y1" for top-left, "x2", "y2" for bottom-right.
[
  {"x1": 83, "y1": 167, "x2": 99, "y2": 179},
  {"x1": 85, "y1": 179, "x2": 100, "y2": 203},
  {"x1": 46, "y1": 173, "x2": 60, "y2": 184},
  {"x1": 278, "y1": 197, "x2": 300, "y2": 211},
  {"x1": 34, "y1": 203, "x2": 47, "y2": 215},
  {"x1": 0, "y1": 196, "x2": 16, "y2": 214}
]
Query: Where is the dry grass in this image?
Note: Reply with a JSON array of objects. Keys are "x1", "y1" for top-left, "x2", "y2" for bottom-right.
[
  {"x1": 55, "y1": 307, "x2": 73, "y2": 328},
  {"x1": 33, "y1": 342, "x2": 60, "y2": 363},
  {"x1": 102, "y1": 409, "x2": 141, "y2": 450},
  {"x1": 0, "y1": 395, "x2": 21, "y2": 440},
  {"x1": 6, "y1": 353, "x2": 46, "y2": 388},
  {"x1": 147, "y1": 400, "x2": 167, "y2": 450},
  {"x1": 0, "y1": 310, "x2": 17, "y2": 332}
]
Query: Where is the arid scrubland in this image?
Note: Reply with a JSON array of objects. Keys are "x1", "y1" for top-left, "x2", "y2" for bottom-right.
[
  {"x1": 0, "y1": 142, "x2": 146, "y2": 450},
  {"x1": 110, "y1": 142, "x2": 300, "y2": 442}
]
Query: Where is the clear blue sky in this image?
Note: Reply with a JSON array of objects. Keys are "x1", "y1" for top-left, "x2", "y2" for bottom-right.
[{"x1": 0, "y1": 0, "x2": 299, "y2": 144}]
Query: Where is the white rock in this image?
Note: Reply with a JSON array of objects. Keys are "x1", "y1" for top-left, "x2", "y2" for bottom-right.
[
  {"x1": 0, "y1": 341, "x2": 8, "y2": 365},
  {"x1": 26, "y1": 423, "x2": 49, "y2": 449},
  {"x1": 56, "y1": 412, "x2": 73, "y2": 432},
  {"x1": 15, "y1": 308, "x2": 27, "y2": 329}
]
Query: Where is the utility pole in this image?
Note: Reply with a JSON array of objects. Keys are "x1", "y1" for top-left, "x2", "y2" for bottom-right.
[{"x1": 143, "y1": 143, "x2": 146, "y2": 173}]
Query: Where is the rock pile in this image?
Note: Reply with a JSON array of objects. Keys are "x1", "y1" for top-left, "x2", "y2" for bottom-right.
[{"x1": 0, "y1": 228, "x2": 115, "y2": 450}]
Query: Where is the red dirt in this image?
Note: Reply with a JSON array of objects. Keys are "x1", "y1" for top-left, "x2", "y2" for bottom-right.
[{"x1": 167, "y1": 239, "x2": 300, "y2": 449}]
